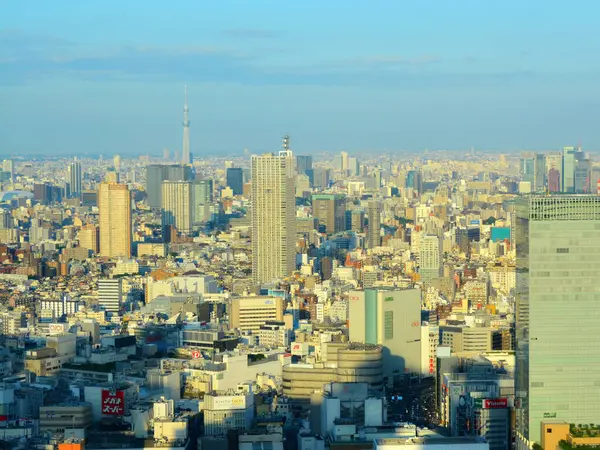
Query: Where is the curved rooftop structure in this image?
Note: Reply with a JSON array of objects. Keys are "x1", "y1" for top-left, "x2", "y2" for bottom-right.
[{"x1": 0, "y1": 190, "x2": 33, "y2": 202}]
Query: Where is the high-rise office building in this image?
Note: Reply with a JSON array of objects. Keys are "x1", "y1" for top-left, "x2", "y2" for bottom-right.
[
  {"x1": 515, "y1": 195, "x2": 600, "y2": 448},
  {"x1": 33, "y1": 183, "x2": 52, "y2": 205},
  {"x1": 348, "y1": 157, "x2": 360, "y2": 176},
  {"x1": 98, "y1": 279, "x2": 123, "y2": 313},
  {"x1": 312, "y1": 194, "x2": 346, "y2": 234},
  {"x1": 251, "y1": 137, "x2": 296, "y2": 284},
  {"x1": 456, "y1": 227, "x2": 480, "y2": 254},
  {"x1": 0, "y1": 210, "x2": 12, "y2": 229},
  {"x1": 296, "y1": 155, "x2": 313, "y2": 174},
  {"x1": 349, "y1": 287, "x2": 422, "y2": 381},
  {"x1": 113, "y1": 154, "x2": 122, "y2": 172},
  {"x1": 146, "y1": 164, "x2": 194, "y2": 208},
  {"x1": 2, "y1": 160, "x2": 14, "y2": 183},
  {"x1": 406, "y1": 170, "x2": 422, "y2": 193},
  {"x1": 98, "y1": 182, "x2": 131, "y2": 258},
  {"x1": 520, "y1": 155, "x2": 535, "y2": 187},
  {"x1": 68, "y1": 160, "x2": 82, "y2": 198},
  {"x1": 306, "y1": 168, "x2": 330, "y2": 188},
  {"x1": 193, "y1": 179, "x2": 213, "y2": 224},
  {"x1": 534, "y1": 153, "x2": 546, "y2": 192},
  {"x1": 561, "y1": 146, "x2": 576, "y2": 193},
  {"x1": 419, "y1": 234, "x2": 442, "y2": 285},
  {"x1": 346, "y1": 209, "x2": 365, "y2": 232},
  {"x1": 340, "y1": 151, "x2": 349, "y2": 172},
  {"x1": 367, "y1": 200, "x2": 381, "y2": 249},
  {"x1": 181, "y1": 85, "x2": 191, "y2": 164},
  {"x1": 545, "y1": 153, "x2": 562, "y2": 173},
  {"x1": 226, "y1": 168, "x2": 244, "y2": 196},
  {"x1": 78, "y1": 224, "x2": 99, "y2": 254},
  {"x1": 161, "y1": 180, "x2": 193, "y2": 234},
  {"x1": 547, "y1": 168, "x2": 560, "y2": 193},
  {"x1": 574, "y1": 150, "x2": 592, "y2": 193}
]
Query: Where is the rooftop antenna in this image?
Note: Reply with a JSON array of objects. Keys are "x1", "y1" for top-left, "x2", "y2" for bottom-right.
[{"x1": 280, "y1": 135, "x2": 292, "y2": 156}]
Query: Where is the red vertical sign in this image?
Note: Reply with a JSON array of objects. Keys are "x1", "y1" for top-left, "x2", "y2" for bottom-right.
[{"x1": 102, "y1": 390, "x2": 125, "y2": 415}]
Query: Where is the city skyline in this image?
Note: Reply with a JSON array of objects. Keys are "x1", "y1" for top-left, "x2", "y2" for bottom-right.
[
  {"x1": 1, "y1": 4, "x2": 600, "y2": 448},
  {"x1": 3, "y1": 1, "x2": 600, "y2": 156}
]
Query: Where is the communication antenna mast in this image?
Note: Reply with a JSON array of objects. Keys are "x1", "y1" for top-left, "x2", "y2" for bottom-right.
[{"x1": 280, "y1": 134, "x2": 292, "y2": 156}]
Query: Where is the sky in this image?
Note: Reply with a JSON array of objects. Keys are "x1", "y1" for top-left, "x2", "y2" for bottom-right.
[{"x1": 2, "y1": 1, "x2": 600, "y2": 157}]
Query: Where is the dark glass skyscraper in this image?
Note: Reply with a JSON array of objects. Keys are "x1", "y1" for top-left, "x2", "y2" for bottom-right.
[
  {"x1": 146, "y1": 164, "x2": 193, "y2": 208},
  {"x1": 226, "y1": 168, "x2": 244, "y2": 196},
  {"x1": 68, "y1": 160, "x2": 82, "y2": 199},
  {"x1": 296, "y1": 155, "x2": 313, "y2": 174}
]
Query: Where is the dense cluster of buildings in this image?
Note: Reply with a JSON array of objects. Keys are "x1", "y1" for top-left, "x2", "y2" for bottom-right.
[{"x1": 0, "y1": 139, "x2": 597, "y2": 450}]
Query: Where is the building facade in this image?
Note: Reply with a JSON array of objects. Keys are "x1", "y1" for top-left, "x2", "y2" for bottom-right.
[
  {"x1": 367, "y1": 200, "x2": 381, "y2": 249},
  {"x1": 68, "y1": 160, "x2": 82, "y2": 198},
  {"x1": 229, "y1": 296, "x2": 285, "y2": 332},
  {"x1": 349, "y1": 287, "x2": 422, "y2": 381},
  {"x1": 251, "y1": 149, "x2": 296, "y2": 284},
  {"x1": 161, "y1": 180, "x2": 193, "y2": 234},
  {"x1": 226, "y1": 168, "x2": 244, "y2": 196},
  {"x1": 98, "y1": 182, "x2": 131, "y2": 258},
  {"x1": 98, "y1": 279, "x2": 123, "y2": 313},
  {"x1": 516, "y1": 195, "x2": 600, "y2": 448},
  {"x1": 146, "y1": 164, "x2": 194, "y2": 208},
  {"x1": 78, "y1": 224, "x2": 99, "y2": 254},
  {"x1": 419, "y1": 234, "x2": 442, "y2": 285},
  {"x1": 312, "y1": 194, "x2": 346, "y2": 235}
]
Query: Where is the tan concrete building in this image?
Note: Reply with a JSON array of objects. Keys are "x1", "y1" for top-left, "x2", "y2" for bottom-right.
[
  {"x1": 161, "y1": 180, "x2": 193, "y2": 234},
  {"x1": 77, "y1": 223, "x2": 99, "y2": 254},
  {"x1": 312, "y1": 194, "x2": 346, "y2": 234},
  {"x1": 40, "y1": 403, "x2": 93, "y2": 432},
  {"x1": 282, "y1": 343, "x2": 384, "y2": 400},
  {"x1": 98, "y1": 182, "x2": 131, "y2": 258},
  {"x1": 230, "y1": 296, "x2": 284, "y2": 331},
  {"x1": 25, "y1": 348, "x2": 74, "y2": 376}
]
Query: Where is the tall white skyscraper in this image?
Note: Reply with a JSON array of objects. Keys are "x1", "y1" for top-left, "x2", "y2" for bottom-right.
[
  {"x1": 515, "y1": 195, "x2": 600, "y2": 448},
  {"x1": 68, "y1": 160, "x2": 82, "y2": 198},
  {"x1": 181, "y1": 85, "x2": 191, "y2": 165},
  {"x1": 251, "y1": 136, "x2": 296, "y2": 284},
  {"x1": 161, "y1": 180, "x2": 193, "y2": 234}
]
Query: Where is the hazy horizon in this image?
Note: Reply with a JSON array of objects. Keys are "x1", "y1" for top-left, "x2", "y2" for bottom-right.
[{"x1": 2, "y1": 1, "x2": 600, "y2": 156}]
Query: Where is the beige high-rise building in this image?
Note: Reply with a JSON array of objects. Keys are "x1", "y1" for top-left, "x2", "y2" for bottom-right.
[
  {"x1": 98, "y1": 182, "x2": 131, "y2": 258},
  {"x1": 78, "y1": 224, "x2": 99, "y2": 254},
  {"x1": 161, "y1": 180, "x2": 193, "y2": 234},
  {"x1": 251, "y1": 142, "x2": 296, "y2": 284},
  {"x1": 113, "y1": 154, "x2": 121, "y2": 172},
  {"x1": 367, "y1": 200, "x2": 381, "y2": 249},
  {"x1": 340, "y1": 151, "x2": 349, "y2": 171},
  {"x1": 312, "y1": 194, "x2": 346, "y2": 234}
]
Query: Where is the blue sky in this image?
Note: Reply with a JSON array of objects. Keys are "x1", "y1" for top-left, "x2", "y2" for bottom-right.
[{"x1": 1, "y1": 1, "x2": 600, "y2": 157}]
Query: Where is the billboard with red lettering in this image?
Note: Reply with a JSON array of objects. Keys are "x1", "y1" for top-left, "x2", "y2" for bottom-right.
[
  {"x1": 102, "y1": 389, "x2": 125, "y2": 415},
  {"x1": 482, "y1": 398, "x2": 508, "y2": 409}
]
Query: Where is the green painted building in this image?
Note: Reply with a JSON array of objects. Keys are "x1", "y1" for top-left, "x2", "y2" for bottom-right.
[
  {"x1": 516, "y1": 195, "x2": 600, "y2": 448},
  {"x1": 349, "y1": 287, "x2": 422, "y2": 383}
]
